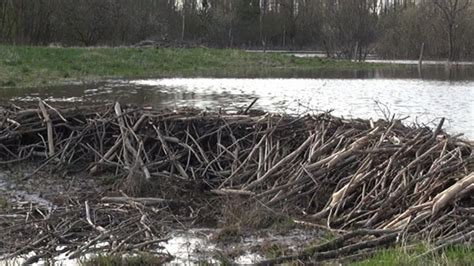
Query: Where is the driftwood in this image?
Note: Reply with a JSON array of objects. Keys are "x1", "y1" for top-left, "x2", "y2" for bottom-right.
[
  {"x1": 258, "y1": 229, "x2": 399, "y2": 265},
  {"x1": 0, "y1": 101, "x2": 472, "y2": 263},
  {"x1": 100, "y1": 196, "x2": 184, "y2": 205},
  {"x1": 0, "y1": 192, "x2": 175, "y2": 263}
]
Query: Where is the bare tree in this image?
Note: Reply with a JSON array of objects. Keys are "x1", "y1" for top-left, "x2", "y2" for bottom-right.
[
  {"x1": 321, "y1": 0, "x2": 377, "y2": 59},
  {"x1": 434, "y1": 0, "x2": 472, "y2": 61},
  {"x1": 0, "y1": 0, "x2": 473, "y2": 60}
]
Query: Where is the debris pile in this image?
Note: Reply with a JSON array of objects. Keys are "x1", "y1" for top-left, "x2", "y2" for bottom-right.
[{"x1": 1, "y1": 101, "x2": 472, "y2": 263}]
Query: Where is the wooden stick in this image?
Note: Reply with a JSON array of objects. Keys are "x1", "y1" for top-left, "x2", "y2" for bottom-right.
[
  {"x1": 101, "y1": 196, "x2": 185, "y2": 205},
  {"x1": 38, "y1": 100, "x2": 55, "y2": 157}
]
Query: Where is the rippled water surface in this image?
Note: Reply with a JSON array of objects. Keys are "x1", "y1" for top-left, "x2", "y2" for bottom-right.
[{"x1": 1, "y1": 65, "x2": 473, "y2": 138}]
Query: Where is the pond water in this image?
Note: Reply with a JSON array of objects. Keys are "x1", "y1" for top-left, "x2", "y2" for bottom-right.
[{"x1": 1, "y1": 64, "x2": 473, "y2": 139}]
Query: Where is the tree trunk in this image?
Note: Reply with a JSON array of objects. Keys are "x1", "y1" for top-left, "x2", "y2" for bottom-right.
[
  {"x1": 181, "y1": 0, "x2": 186, "y2": 42},
  {"x1": 282, "y1": 24, "x2": 286, "y2": 47},
  {"x1": 181, "y1": 11, "x2": 185, "y2": 41},
  {"x1": 448, "y1": 24, "x2": 454, "y2": 61},
  {"x1": 418, "y1": 42, "x2": 425, "y2": 67},
  {"x1": 353, "y1": 42, "x2": 359, "y2": 62}
]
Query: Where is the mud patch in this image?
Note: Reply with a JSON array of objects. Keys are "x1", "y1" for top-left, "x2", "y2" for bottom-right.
[{"x1": 0, "y1": 166, "x2": 325, "y2": 265}]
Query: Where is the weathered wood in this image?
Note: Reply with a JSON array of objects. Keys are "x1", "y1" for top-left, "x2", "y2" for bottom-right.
[
  {"x1": 0, "y1": 102, "x2": 472, "y2": 263},
  {"x1": 101, "y1": 196, "x2": 184, "y2": 205},
  {"x1": 38, "y1": 100, "x2": 55, "y2": 157}
]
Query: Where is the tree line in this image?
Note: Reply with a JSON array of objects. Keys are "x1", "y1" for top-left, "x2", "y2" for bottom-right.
[{"x1": 0, "y1": 0, "x2": 473, "y2": 60}]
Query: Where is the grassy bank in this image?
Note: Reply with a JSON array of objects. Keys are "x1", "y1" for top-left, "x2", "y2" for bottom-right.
[
  {"x1": 0, "y1": 45, "x2": 383, "y2": 88},
  {"x1": 79, "y1": 245, "x2": 474, "y2": 265},
  {"x1": 353, "y1": 245, "x2": 474, "y2": 266}
]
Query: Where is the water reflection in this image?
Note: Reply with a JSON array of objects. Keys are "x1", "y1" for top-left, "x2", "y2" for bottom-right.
[
  {"x1": 1, "y1": 65, "x2": 473, "y2": 138},
  {"x1": 1, "y1": 77, "x2": 472, "y2": 139},
  {"x1": 225, "y1": 64, "x2": 474, "y2": 80},
  {"x1": 132, "y1": 78, "x2": 473, "y2": 137}
]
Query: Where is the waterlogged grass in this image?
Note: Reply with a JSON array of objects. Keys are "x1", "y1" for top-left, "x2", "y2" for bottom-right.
[
  {"x1": 0, "y1": 45, "x2": 383, "y2": 88},
  {"x1": 0, "y1": 196, "x2": 8, "y2": 210},
  {"x1": 81, "y1": 253, "x2": 170, "y2": 266},
  {"x1": 352, "y1": 245, "x2": 474, "y2": 266}
]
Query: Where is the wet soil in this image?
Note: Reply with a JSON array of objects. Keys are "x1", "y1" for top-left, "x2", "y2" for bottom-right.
[{"x1": 0, "y1": 164, "x2": 325, "y2": 265}]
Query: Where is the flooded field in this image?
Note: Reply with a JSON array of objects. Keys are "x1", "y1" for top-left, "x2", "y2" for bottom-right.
[{"x1": 1, "y1": 64, "x2": 473, "y2": 138}]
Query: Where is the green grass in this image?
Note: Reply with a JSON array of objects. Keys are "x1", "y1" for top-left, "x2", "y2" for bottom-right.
[
  {"x1": 0, "y1": 45, "x2": 384, "y2": 88},
  {"x1": 352, "y1": 245, "x2": 474, "y2": 266}
]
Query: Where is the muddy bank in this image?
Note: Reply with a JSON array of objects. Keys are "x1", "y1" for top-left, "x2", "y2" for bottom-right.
[
  {"x1": 0, "y1": 101, "x2": 473, "y2": 264},
  {"x1": 0, "y1": 165, "x2": 323, "y2": 265}
]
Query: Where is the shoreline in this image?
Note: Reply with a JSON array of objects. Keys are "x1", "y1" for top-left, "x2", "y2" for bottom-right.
[{"x1": 0, "y1": 45, "x2": 388, "y2": 89}]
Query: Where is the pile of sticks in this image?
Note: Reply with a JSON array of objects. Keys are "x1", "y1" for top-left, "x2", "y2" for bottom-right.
[
  {"x1": 1, "y1": 194, "x2": 175, "y2": 264},
  {"x1": 1, "y1": 101, "x2": 472, "y2": 261}
]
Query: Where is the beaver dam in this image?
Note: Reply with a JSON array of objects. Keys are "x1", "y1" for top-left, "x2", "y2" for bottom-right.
[{"x1": 0, "y1": 101, "x2": 473, "y2": 264}]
